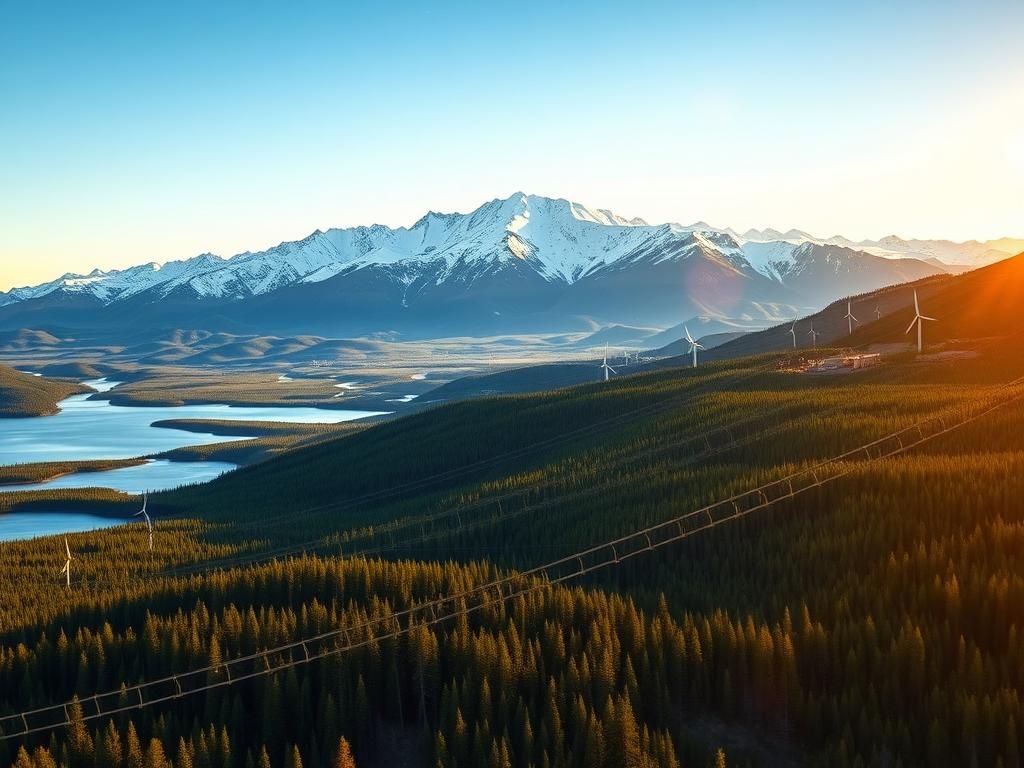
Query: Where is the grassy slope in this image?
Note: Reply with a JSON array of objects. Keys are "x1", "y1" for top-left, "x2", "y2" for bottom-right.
[{"x1": 0, "y1": 364, "x2": 87, "y2": 417}]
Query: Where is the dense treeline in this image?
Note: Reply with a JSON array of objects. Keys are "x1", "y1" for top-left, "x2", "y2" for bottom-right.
[
  {"x1": 0, "y1": 460, "x2": 144, "y2": 487},
  {"x1": 0, "y1": 557, "x2": 743, "y2": 768},
  {"x1": 3, "y1": 346, "x2": 1024, "y2": 765}
]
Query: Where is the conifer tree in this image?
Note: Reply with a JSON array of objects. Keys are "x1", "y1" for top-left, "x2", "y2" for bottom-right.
[{"x1": 333, "y1": 737, "x2": 356, "y2": 768}]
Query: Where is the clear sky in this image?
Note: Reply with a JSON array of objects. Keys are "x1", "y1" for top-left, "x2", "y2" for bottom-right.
[{"x1": 1, "y1": 0, "x2": 1022, "y2": 291}]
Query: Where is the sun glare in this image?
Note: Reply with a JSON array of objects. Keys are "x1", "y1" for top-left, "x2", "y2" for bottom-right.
[{"x1": 1007, "y1": 132, "x2": 1024, "y2": 175}]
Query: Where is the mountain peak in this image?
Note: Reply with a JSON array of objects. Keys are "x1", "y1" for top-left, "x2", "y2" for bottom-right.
[{"x1": 1, "y1": 193, "x2": 1009, "y2": 312}]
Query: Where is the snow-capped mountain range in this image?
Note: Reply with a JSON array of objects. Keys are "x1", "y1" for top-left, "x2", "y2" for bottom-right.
[{"x1": 1, "y1": 193, "x2": 1017, "y2": 337}]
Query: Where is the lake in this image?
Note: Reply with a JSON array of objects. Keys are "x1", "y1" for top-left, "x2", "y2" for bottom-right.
[
  {"x1": 0, "y1": 378, "x2": 387, "y2": 541},
  {"x1": 0, "y1": 511, "x2": 124, "y2": 542},
  {"x1": 3, "y1": 458, "x2": 237, "y2": 494},
  {"x1": 0, "y1": 378, "x2": 387, "y2": 464}
]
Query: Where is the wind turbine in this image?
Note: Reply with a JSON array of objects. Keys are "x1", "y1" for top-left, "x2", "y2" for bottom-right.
[
  {"x1": 601, "y1": 344, "x2": 617, "y2": 381},
  {"x1": 60, "y1": 538, "x2": 72, "y2": 588},
  {"x1": 684, "y1": 326, "x2": 705, "y2": 368},
  {"x1": 905, "y1": 289, "x2": 936, "y2": 353},
  {"x1": 788, "y1": 319, "x2": 797, "y2": 348},
  {"x1": 874, "y1": 306, "x2": 882, "y2": 321},
  {"x1": 807, "y1": 325, "x2": 820, "y2": 348},
  {"x1": 133, "y1": 491, "x2": 153, "y2": 551},
  {"x1": 844, "y1": 300, "x2": 858, "y2": 335}
]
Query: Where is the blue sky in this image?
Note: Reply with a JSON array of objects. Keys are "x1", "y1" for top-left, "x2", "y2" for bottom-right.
[{"x1": 1, "y1": 0, "x2": 1022, "y2": 290}]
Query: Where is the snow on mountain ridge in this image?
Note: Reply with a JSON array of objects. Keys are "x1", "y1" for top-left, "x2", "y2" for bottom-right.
[{"x1": 6, "y1": 193, "x2": 1015, "y2": 308}]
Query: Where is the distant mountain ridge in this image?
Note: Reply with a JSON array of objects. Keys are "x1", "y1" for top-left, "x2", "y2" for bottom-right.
[{"x1": 0, "y1": 193, "x2": 983, "y2": 337}]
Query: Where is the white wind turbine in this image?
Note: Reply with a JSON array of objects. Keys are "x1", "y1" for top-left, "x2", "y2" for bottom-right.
[
  {"x1": 788, "y1": 319, "x2": 797, "y2": 348},
  {"x1": 60, "y1": 538, "x2": 72, "y2": 588},
  {"x1": 685, "y1": 326, "x2": 705, "y2": 368},
  {"x1": 844, "y1": 300, "x2": 858, "y2": 335},
  {"x1": 905, "y1": 289, "x2": 936, "y2": 353},
  {"x1": 133, "y1": 491, "x2": 153, "y2": 551},
  {"x1": 601, "y1": 344, "x2": 617, "y2": 381},
  {"x1": 807, "y1": 325, "x2": 820, "y2": 348},
  {"x1": 874, "y1": 306, "x2": 882, "y2": 321}
]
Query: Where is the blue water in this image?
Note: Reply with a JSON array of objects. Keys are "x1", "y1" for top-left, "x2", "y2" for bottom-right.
[
  {"x1": 0, "y1": 383, "x2": 387, "y2": 464},
  {"x1": 0, "y1": 379, "x2": 388, "y2": 541},
  {"x1": 0, "y1": 512, "x2": 123, "y2": 542},
  {"x1": 4, "y1": 458, "x2": 237, "y2": 494}
]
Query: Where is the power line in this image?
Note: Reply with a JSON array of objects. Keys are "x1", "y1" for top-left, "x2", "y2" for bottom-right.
[
  {"x1": 3, "y1": 375, "x2": 1020, "y2": 742},
  {"x1": 9, "y1": 385, "x2": 867, "y2": 589},
  {"x1": 159, "y1": 360, "x2": 781, "y2": 534}
]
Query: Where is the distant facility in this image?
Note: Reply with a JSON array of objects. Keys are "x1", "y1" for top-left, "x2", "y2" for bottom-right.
[{"x1": 812, "y1": 353, "x2": 882, "y2": 372}]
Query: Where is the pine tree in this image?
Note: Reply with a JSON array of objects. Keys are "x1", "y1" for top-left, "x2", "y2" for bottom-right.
[
  {"x1": 146, "y1": 738, "x2": 172, "y2": 768},
  {"x1": 604, "y1": 695, "x2": 644, "y2": 768},
  {"x1": 98, "y1": 720, "x2": 124, "y2": 768},
  {"x1": 333, "y1": 736, "x2": 356, "y2": 768},
  {"x1": 176, "y1": 737, "x2": 194, "y2": 768},
  {"x1": 284, "y1": 744, "x2": 304, "y2": 768},
  {"x1": 126, "y1": 722, "x2": 146, "y2": 768},
  {"x1": 31, "y1": 746, "x2": 58, "y2": 768},
  {"x1": 67, "y1": 696, "x2": 94, "y2": 766}
]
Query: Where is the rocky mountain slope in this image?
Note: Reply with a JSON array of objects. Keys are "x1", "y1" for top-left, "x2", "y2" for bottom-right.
[{"x1": 0, "y1": 194, "x2": 956, "y2": 337}]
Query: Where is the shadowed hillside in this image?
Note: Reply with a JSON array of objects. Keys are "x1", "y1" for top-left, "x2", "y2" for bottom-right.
[
  {"x1": 0, "y1": 364, "x2": 87, "y2": 417},
  {"x1": 704, "y1": 253, "x2": 1024, "y2": 360}
]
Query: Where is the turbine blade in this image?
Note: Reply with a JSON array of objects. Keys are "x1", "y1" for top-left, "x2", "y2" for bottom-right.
[
  {"x1": 920, "y1": 315, "x2": 937, "y2": 322},
  {"x1": 65, "y1": 538, "x2": 71, "y2": 559},
  {"x1": 914, "y1": 290, "x2": 920, "y2": 315},
  {"x1": 684, "y1": 325, "x2": 694, "y2": 343},
  {"x1": 607, "y1": 366, "x2": 617, "y2": 375},
  {"x1": 905, "y1": 317, "x2": 918, "y2": 335}
]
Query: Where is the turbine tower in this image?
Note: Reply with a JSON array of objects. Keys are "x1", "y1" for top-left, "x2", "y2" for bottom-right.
[
  {"x1": 905, "y1": 289, "x2": 936, "y2": 353},
  {"x1": 60, "y1": 538, "x2": 72, "y2": 588},
  {"x1": 807, "y1": 325, "x2": 820, "y2": 348},
  {"x1": 133, "y1": 491, "x2": 153, "y2": 551},
  {"x1": 788, "y1": 319, "x2": 797, "y2": 348},
  {"x1": 601, "y1": 344, "x2": 617, "y2": 381},
  {"x1": 844, "y1": 300, "x2": 858, "y2": 335},
  {"x1": 685, "y1": 326, "x2": 705, "y2": 368}
]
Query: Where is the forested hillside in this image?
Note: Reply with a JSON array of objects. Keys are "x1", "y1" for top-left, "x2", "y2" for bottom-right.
[
  {"x1": 0, "y1": 365, "x2": 87, "y2": 418},
  {"x1": 3, "y1": 294, "x2": 1024, "y2": 766}
]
